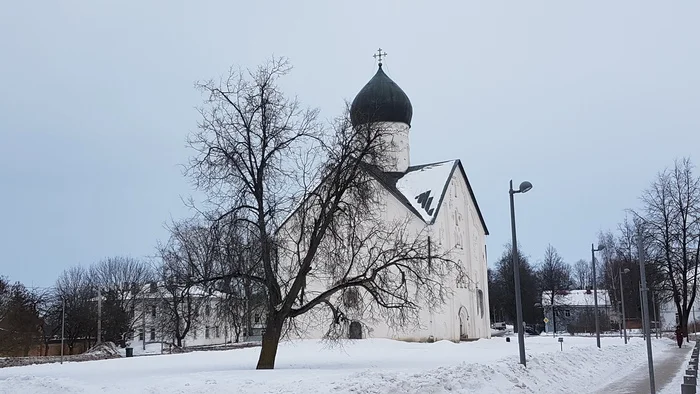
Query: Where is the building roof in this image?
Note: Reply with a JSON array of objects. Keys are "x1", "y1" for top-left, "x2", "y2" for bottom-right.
[
  {"x1": 367, "y1": 159, "x2": 489, "y2": 233},
  {"x1": 541, "y1": 289, "x2": 611, "y2": 307},
  {"x1": 350, "y1": 64, "x2": 413, "y2": 127}
]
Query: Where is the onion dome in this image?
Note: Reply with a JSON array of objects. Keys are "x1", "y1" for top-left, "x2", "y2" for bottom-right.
[{"x1": 350, "y1": 64, "x2": 413, "y2": 127}]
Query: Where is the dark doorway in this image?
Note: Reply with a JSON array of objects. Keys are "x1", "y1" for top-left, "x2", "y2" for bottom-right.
[{"x1": 349, "y1": 321, "x2": 362, "y2": 339}]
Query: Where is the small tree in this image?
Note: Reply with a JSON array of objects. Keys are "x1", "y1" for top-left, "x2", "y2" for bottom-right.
[
  {"x1": 538, "y1": 245, "x2": 571, "y2": 332},
  {"x1": 573, "y1": 259, "x2": 591, "y2": 289},
  {"x1": 155, "y1": 220, "x2": 214, "y2": 347},
  {"x1": 0, "y1": 281, "x2": 42, "y2": 356},
  {"x1": 489, "y1": 244, "x2": 540, "y2": 326},
  {"x1": 54, "y1": 266, "x2": 96, "y2": 354},
  {"x1": 635, "y1": 158, "x2": 700, "y2": 338},
  {"x1": 90, "y1": 256, "x2": 152, "y2": 346}
]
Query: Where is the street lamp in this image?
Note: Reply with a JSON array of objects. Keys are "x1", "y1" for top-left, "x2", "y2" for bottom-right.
[
  {"x1": 509, "y1": 180, "x2": 532, "y2": 367},
  {"x1": 591, "y1": 243, "x2": 605, "y2": 348},
  {"x1": 619, "y1": 267, "x2": 630, "y2": 344}
]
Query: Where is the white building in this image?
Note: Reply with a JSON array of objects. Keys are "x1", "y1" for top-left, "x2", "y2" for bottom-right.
[
  {"x1": 541, "y1": 289, "x2": 613, "y2": 334},
  {"x1": 278, "y1": 61, "x2": 491, "y2": 342},
  {"x1": 128, "y1": 282, "x2": 265, "y2": 349}
]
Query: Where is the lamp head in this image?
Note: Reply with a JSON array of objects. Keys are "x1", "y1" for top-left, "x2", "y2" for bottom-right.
[
  {"x1": 623, "y1": 268, "x2": 630, "y2": 274},
  {"x1": 518, "y1": 181, "x2": 533, "y2": 193}
]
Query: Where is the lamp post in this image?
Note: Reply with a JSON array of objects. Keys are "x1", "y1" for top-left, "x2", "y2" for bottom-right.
[
  {"x1": 509, "y1": 179, "x2": 533, "y2": 367},
  {"x1": 60, "y1": 296, "x2": 65, "y2": 365},
  {"x1": 591, "y1": 243, "x2": 605, "y2": 348},
  {"x1": 637, "y1": 229, "x2": 655, "y2": 394},
  {"x1": 619, "y1": 267, "x2": 630, "y2": 344}
]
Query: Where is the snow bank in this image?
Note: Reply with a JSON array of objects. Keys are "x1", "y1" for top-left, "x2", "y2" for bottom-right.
[
  {"x1": 85, "y1": 342, "x2": 120, "y2": 357},
  {"x1": 0, "y1": 336, "x2": 677, "y2": 394}
]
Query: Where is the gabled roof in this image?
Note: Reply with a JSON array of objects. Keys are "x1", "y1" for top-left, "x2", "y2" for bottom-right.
[
  {"x1": 541, "y1": 290, "x2": 611, "y2": 307},
  {"x1": 366, "y1": 159, "x2": 489, "y2": 234},
  {"x1": 278, "y1": 159, "x2": 489, "y2": 235}
]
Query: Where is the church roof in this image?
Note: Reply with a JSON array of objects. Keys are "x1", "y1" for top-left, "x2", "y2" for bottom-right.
[
  {"x1": 367, "y1": 160, "x2": 489, "y2": 234},
  {"x1": 350, "y1": 65, "x2": 413, "y2": 127},
  {"x1": 277, "y1": 159, "x2": 489, "y2": 236}
]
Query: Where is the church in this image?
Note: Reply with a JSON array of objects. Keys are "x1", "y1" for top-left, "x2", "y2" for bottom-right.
[{"x1": 285, "y1": 53, "x2": 491, "y2": 342}]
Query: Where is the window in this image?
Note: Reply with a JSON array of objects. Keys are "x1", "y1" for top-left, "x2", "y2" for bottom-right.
[
  {"x1": 215, "y1": 327, "x2": 220, "y2": 338},
  {"x1": 205, "y1": 327, "x2": 210, "y2": 339},
  {"x1": 149, "y1": 281, "x2": 157, "y2": 293},
  {"x1": 138, "y1": 330, "x2": 144, "y2": 341},
  {"x1": 477, "y1": 290, "x2": 484, "y2": 318},
  {"x1": 565, "y1": 310, "x2": 571, "y2": 317},
  {"x1": 254, "y1": 314, "x2": 261, "y2": 324},
  {"x1": 150, "y1": 328, "x2": 156, "y2": 341},
  {"x1": 151, "y1": 305, "x2": 156, "y2": 317},
  {"x1": 205, "y1": 304, "x2": 211, "y2": 316}
]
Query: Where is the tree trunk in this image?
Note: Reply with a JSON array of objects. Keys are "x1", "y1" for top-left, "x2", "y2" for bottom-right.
[{"x1": 256, "y1": 316, "x2": 283, "y2": 370}]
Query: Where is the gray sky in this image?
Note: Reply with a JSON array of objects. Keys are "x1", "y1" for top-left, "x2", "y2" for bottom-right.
[{"x1": 1, "y1": 1, "x2": 699, "y2": 287}]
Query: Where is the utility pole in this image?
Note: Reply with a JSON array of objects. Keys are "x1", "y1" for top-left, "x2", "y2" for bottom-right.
[
  {"x1": 619, "y1": 267, "x2": 628, "y2": 344},
  {"x1": 97, "y1": 287, "x2": 102, "y2": 345},
  {"x1": 638, "y1": 229, "x2": 655, "y2": 394},
  {"x1": 652, "y1": 292, "x2": 658, "y2": 339},
  {"x1": 142, "y1": 293, "x2": 146, "y2": 351},
  {"x1": 61, "y1": 297, "x2": 65, "y2": 365}
]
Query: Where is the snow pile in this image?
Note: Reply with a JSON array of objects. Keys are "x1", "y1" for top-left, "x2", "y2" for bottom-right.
[
  {"x1": 117, "y1": 342, "x2": 164, "y2": 357},
  {"x1": 85, "y1": 342, "x2": 120, "y2": 357}
]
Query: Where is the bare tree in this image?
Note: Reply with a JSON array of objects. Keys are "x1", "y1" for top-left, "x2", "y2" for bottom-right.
[
  {"x1": 187, "y1": 57, "x2": 462, "y2": 369},
  {"x1": 489, "y1": 244, "x2": 540, "y2": 325},
  {"x1": 573, "y1": 259, "x2": 592, "y2": 289},
  {"x1": 636, "y1": 158, "x2": 700, "y2": 337},
  {"x1": 538, "y1": 245, "x2": 571, "y2": 332},
  {"x1": 54, "y1": 266, "x2": 96, "y2": 354},
  {"x1": 90, "y1": 256, "x2": 152, "y2": 346},
  {"x1": 0, "y1": 280, "x2": 43, "y2": 356},
  {"x1": 155, "y1": 219, "x2": 215, "y2": 347}
]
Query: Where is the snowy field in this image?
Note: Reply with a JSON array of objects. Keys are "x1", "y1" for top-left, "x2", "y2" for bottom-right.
[{"x1": 0, "y1": 335, "x2": 683, "y2": 394}]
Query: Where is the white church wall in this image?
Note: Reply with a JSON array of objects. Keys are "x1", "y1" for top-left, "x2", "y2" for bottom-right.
[
  {"x1": 375, "y1": 121, "x2": 410, "y2": 173},
  {"x1": 284, "y1": 167, "x2": 489, "y2": 343}
]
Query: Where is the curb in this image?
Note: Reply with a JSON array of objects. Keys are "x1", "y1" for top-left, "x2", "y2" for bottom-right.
[{"x1": 681, "y1": 340, "x2": 699, "y2": 393}]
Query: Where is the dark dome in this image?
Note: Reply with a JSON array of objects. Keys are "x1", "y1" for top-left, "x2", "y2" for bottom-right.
[{"x1": 350, "y1": 65, "x2": 413, "y2": 127}]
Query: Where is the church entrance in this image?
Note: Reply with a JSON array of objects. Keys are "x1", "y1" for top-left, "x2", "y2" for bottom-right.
[
  {"x1": 348, "y1": 321, "x2": 362, "y2": 339},
  {"x1": 458, "y1": 306, "x2": 469, "y2": 341}
]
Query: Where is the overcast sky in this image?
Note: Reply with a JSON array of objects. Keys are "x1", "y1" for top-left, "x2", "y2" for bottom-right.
[{"x1": 1, "y1": 1, "x2": 699, "y2": 287}]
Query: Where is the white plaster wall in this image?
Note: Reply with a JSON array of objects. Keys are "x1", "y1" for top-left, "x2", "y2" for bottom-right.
[
  {"x1": 129, "y1": 298, "x2": 243, "y2": 348},
  {"x1": 372, "y1": 121, "x2": 410, "y2": 173},
  {"x1": 287, "y1": 165, "x2": 489, "y2": 342}
]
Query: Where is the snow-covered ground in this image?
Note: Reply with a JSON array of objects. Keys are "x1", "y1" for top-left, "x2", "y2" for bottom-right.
[{"x1": 0, "y1": 336, "x2": 680, "y2": 393}]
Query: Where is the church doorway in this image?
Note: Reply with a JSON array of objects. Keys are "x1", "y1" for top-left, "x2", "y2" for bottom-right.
[
  {"x1": 458, "y1": 306, "x2": 469, "y2": 340},
  {"x1": 349, "y1": 321, "x2": 362, "y2": 339}
]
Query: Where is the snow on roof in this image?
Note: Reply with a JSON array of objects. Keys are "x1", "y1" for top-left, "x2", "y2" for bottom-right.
[
  {"x1": 395, "y1": 160, "x2": 455, "y2": 223},
  {"x1": 541, "y1": 289, "x2": 611, "y2": 307}
]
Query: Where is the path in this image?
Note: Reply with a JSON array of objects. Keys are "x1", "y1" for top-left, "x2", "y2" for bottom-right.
[{"x1": 596, "y1": 341, "x2": 690, "y2": 393}]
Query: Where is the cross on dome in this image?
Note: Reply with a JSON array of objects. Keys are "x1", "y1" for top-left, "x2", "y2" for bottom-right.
[{"x1": 373, "y1": 48, "x2": 387, "y2": 66}]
